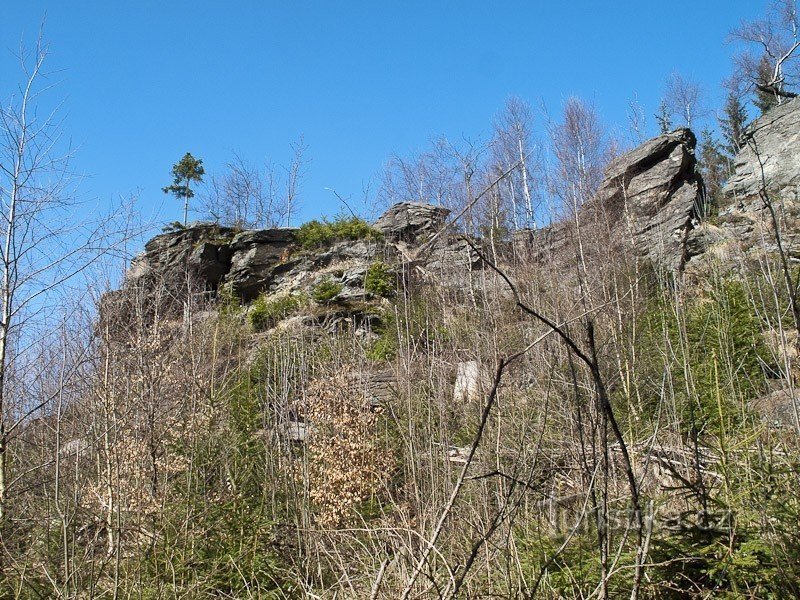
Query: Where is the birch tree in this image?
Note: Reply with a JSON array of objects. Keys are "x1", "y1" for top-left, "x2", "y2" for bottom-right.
[
  {"x1": 0, "y1": 33, "x2": 125, "y2": 523},
  {"x1": 664, "y1": 72, "x2": 707, "y2": 128},
  {"x1": 491, "y1": 96, "x2": 538, "y2": 230},
  {"x1": 549, "y1": 97, "x2": 609, "y2": 217},
  {"x1": 731, "y1": 0, "x2": 799, "y2": 110}
]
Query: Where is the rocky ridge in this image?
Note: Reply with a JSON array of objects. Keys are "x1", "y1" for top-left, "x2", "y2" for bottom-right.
[
  {"x1": 124, "y1": 204, "x2": 454, "y2": 325},
  {"x1": 126, "y1": 131, "x2": 708, "y2": 316},
  {"x1": 126, "y1": 98, "x2": 800, "y2": 317},
  {"x1": 119, "y1": 105, "x2": 800, "y2": 428}
]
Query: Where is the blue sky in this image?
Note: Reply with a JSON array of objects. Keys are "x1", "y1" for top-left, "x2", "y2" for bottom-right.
[{"x1": 2, "y1": 1, "x2": 763, "y2": 231}]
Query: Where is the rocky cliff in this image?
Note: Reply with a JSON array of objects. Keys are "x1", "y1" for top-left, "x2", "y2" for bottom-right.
[
  {"x1": 123, "y1": 202, "x2": 454, "y2": 333},
  {"x1": 712, "y1": 96, "x2": 800, "y2": 261},
  {"x1": 125, "y1": 99, "x2": 800, "y2": 318}
]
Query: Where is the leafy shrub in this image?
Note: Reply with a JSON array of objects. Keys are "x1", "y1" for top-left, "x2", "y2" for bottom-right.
[
  {"x1": 296, "y1": 215, "x2": 382, "y2": 250},
  {"x1": 311, "y1": 278, "x2": 343, "y2": 304},
  {"x1": 248, "y1": 293, "x2": 306, "y2": 331},
  {"x1": 216, "y1": 283, "x2": 243, "y2": 317},
  {"x1": 300, "y1": 371, "x2": 394, "y2": 526},
  {"x1": 364, "y1": 261, "x2": 396, "y2": 298}
]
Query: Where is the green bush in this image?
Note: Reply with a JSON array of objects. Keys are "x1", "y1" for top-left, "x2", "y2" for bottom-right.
[
  {"x1": 311, "y1": 278, "x2": 343, "y2": 304},
  {"x1": 366, "y1": 334, "x2": 397, "y2": 362},
  {"x1": 296, "y1": 215, "x2": 382, "y2": 250},
  {"x1": 248, "y1": 293, "x2": 306, "y2": 331},
  {"x1": 364, "y1": 261, "x2": 396, "y2": 297},
  {"x1": 161, "y1": 220, "x2": 185, "y2": 232},
  {"x1": 634, "y1": 278, "x2": 771, "y2": 431}
]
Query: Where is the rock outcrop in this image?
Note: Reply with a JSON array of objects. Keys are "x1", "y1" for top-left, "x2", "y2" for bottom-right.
[
  {"x1": 724, "y1": 97, "x2": 800, "y2": 204},
  {"x1": 123, "y1": 202, "x2": 453, "y2": 312},
  {"x1": 596, "y1": 128, "x2": 706, "y2": 271},
  {"x1": 519, "y1": 128, "x2": 706, "y2": 273},
  {"x1": 712, "y1": 97, "x2": 800, "y2": 259},
  {"x1": 127, "y1": 224, "x2": 238, "y2": 291},
  {"x1": 374, "y1": 202, "x2": 450, "y2": 243},
  {"x1": 126, "y1": 129, "x2": 712, "y2": 323},
  {"x1": 225, "y1": 229, "x2": 298, "y2": 300}
]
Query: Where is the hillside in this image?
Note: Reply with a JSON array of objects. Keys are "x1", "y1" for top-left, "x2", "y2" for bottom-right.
[{"x1": 4, "y1": 97, "x2": 800, "y2": 599}]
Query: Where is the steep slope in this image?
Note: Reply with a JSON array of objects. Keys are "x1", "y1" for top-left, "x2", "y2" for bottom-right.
[{"x1": 46, "y1": 115, "x2": 800, "y2": 600}]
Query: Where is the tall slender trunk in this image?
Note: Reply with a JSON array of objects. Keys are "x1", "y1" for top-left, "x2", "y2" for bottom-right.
[
  {"x1": 0, "y1": 115, "x2": 23, "y2": 523},
  {"x1": 519, "y1": 137, "x2": 534, "y2": 229}
]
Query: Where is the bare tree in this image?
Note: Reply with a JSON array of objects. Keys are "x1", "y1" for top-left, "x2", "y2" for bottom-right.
[
  {"x1": 0, "y1": 32, "x2": 127, "y2": 522},
  {"x1": 491, "y1": 96, "x2": 539, "y2": 230},
  {"x1": 549, "y1": 97, "x2": 609, "y2": 217},
  {"x1": 203, "y1": 154, "x2": 274, "y2": 228},
  {"x1": 284, "y1": 137, "x2": 308, "y2": 227},
  {"x1": 203, "y1": 138, "x2": 308, "y2": 229},
  {"x1": 731, "y1": 0, "x2": 800, "y2": 110},
  {"x1": 379, "y1": 133, "x2": 500, "y2": 239},
  {"x1": 626, "y1": 95, "x2": 648, "y2": 143},
  {"x1": 663, "y1": 72, "x2": 707, "y2": 128},
  {"x1": 379, "y1": 136, "x2": 463, "y2": 210}
]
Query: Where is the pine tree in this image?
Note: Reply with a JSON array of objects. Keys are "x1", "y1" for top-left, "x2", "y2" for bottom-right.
[
  {"x1": 698, "y1": 129, "x2": 728, "y2": 214},
  {"x1": 163, "y1": 152, "x2": 205, "y2": 226},
  {"x1": 719, "y1": 92, "x2": 748, "y2": 159},
  {"x1": 655, "y1": 99, "x2": 672, "y2": 134}
]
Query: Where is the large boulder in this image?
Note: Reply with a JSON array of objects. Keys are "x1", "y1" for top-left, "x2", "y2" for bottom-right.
[
  {"x1": 517, "y1": 129, "x2": 705, "y2": 274},
  {"x1": 375, "y1": 202, "x2": 450, "y2": 244},
  {"x1": 595, "y1": 128, "x2": 705, "y2": 272}
]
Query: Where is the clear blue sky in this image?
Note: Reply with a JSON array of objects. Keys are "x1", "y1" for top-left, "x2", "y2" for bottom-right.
[{"x1": 2, "y1": 1, "x2": 763, "y2": 232}]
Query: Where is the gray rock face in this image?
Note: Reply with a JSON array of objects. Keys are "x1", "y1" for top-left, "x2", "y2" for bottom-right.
[
  {"x1": 724, "y1": 97, "x2": 800, "y2": 203},
  {"x1": 127, "y1": 224, "x2": 238, "y2": 290},
  {"x1": 126, "y1": 128, "x2": 713, "y2": 318},
  {"x1": 258, "y1": 239, "x2": 381, "y2": 303},
  {"x1": 375, "y1": 202, "x2": 450, "y2": 243},
  {"x1": 713, "y1": 97, "x2": 800, "y2": 258},
  {"x1": 595, "y1": 128, "x2": 705, "y2": 272},
  {"x1": 517, "y1": 129, "x2": 705, "y2": 273},
  {"x1": 423, "y1": 235, "x2": 483, "y2": 279},
  {"x1": 225, "y1": 228, "x2": 298, "y2": 301}
]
